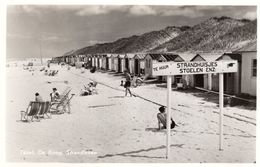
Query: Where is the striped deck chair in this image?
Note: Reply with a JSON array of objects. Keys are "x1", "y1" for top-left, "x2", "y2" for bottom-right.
[
  {"x1": 51, "y1": 87, "x2": 71, "y2": 102},
  {"x1": 37, "y1": 101, "x2": 51, "y2": 118},
  {"x1": 157, "y1": 113, "x2": 167, "y2": 129},
  {"x1": 21, "y1": 101, "x2": 41, "y2": 122},
  {"x1": 50, "y1": 93, "x2": 75, "y2": 114}
]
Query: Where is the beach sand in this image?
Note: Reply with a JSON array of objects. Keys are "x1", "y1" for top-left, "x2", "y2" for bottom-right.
[{"x1": 5, "y1": 63, "x2": 256, "y2": 163}]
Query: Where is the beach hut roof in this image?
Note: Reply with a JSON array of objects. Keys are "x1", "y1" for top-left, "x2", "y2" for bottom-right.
[
  {"x1": 191, "y1": 54, "x2": 206, "y2": 61},
  {"x1": 178, "y1": 53, "x2": 198, "y2": 61},
  {"x1": 134, "y1": 54, "x2": 146, "y2": 59},
  {"x1": 106, "y1": 54, "x2": 112, "y2": 58},
  {"x1": 216, "y1": 53, "x2": 242, "y2": 61},
  {"x1": 111, "y1": 54, "x2": 118, "y2": 58},
  {"x1": 196, "y1": 53, "x2": 223, "y2": 62},
  {"x1": 118, "y1": 54, "x2": 125, "y2": 58},
  {"x1": 161, "y1": 54, "x2": 184, "y2": 62},
  {"x1": 125, "y1": 53, "x2": 135, "y2": 59},
  {"x1": 146, "y1": 53, "x2": 164, "y2": 60}
]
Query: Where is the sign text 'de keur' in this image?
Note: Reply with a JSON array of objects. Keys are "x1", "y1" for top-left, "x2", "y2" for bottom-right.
[{"x1": 152, "y1": 61, "x2": 238, "y2": 76}]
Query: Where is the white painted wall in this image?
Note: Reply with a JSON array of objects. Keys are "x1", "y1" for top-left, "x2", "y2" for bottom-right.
[{"x1": 241, "y1": 52, "x2": 257, "y2": 96}]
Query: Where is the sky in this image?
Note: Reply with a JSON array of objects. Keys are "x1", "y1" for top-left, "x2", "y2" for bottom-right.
[{"x1": 6, "y1": 5, "x2": 257, "y2": 59}]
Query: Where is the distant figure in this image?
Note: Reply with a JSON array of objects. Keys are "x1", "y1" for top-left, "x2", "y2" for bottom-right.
[
  {"x1": 124, "y1": 70, "x2": 132, "y2": 97},
  {"x1": 157, "y1": 106, "x2": 176, "y2": 130},
  {"x1": 81, "y1": 82, "x2": 94, "y2": 96},
  {"x1": 35, "y1": 92, "x2": 43, "y2": 102},
  {"x1": 120, "y1": 80, "x2": 124, "y2": 86},
  {"x1": 50, "y1": 88, "x2": 60, "y2": 102},
  {"x1": 90, "y1": 66, "x2": 96, "y2": 73}
]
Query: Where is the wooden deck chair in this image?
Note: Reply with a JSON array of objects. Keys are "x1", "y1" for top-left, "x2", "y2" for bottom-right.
[
  {"x1": 37, "y1": 101, "x2": 51, "y2": 118},
  {"x1": 50, "y1": 93, "x2": 75, "y2": 114},
  {"x1": 157, "y1": 113, "x2": 176, "y2": 129},
  {"x1": 157, "y1": 113, "x2": 167, "y2": 129},
  {"x1": 20, "y1": 101, "x2": 41, "y2": 122},
  {"x1": 51, "y1": 87, "x2": 71, "y2": 102}
]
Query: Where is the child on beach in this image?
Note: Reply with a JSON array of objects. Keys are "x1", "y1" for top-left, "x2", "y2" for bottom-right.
[
  {"x1": 124, "y1": 70, "x2": 132, "y2": 97},
  {"x1": 157, "y1": 106, "x2": 176, "y2": 130}
]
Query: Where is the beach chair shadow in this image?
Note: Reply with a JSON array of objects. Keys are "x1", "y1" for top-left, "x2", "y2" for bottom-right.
[
  {"x1": 145, "y1": 127, "x2": 177, "y2": 133},
  {"x1": 20, "y1": 101, "x2": 41, "y2": 122}
]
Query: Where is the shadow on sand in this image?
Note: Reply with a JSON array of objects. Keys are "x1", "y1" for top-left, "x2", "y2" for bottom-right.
[{"x1": 98, "y1": 144, "x2": 184, "y2": 159}]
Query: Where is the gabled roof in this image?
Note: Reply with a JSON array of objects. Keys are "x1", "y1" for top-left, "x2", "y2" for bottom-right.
[
  {"x1": 162, "y1": 54, "x2": 184, "y2": 62},
  {"x1": 106, "y1": 54, "x2": 112, "y2": 58},
  {"x1": 146, "y1": 53, "x2": 164, "y2": 61},
  {"x1": 196, "y1": 53, "x2": 223, "y2": 62},
  {"x1": 125, "y1": 53, "x2": 135, "y2": 59},
  {"x1": 146, "y1": 53, "x2": 184, "y2": 62},
  {"x1": 178, "y1": 53, "x2": 196, "y2": 61},
  {"x1": 216, "y1": 53, "x2": 242, "y2": 61},
  {"x1": 191, "y1": 54, "x2": 206, "y2": 61},
  {"x1": 118, "y1": 54, "x2": 125, "y2": 58},
  {"x1": 111, "y1": 54, "x2": 119, "y2": 58},
  {"x1": 134, "y1": 54, "x2": 146, "y2": 59}
]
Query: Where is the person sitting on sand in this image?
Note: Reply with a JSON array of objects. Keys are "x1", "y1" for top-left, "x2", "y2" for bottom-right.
[
  {"x1": 157, "y1": 106, "x2": 176, "y2": 130},
  {"x1": 35, "y1": 92, "x2": 44, "y2": 102},
  {"x1": 50, "y1": 88, "x2": 60, "y2": 102}
]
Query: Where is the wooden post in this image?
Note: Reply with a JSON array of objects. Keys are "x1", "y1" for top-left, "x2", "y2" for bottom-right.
[
  {"x1": 166, "y1": 75, "x2": 172, "y2": 158},
  {"x1": 219, "y1": 73, "x2": 224, "y2": 150}
]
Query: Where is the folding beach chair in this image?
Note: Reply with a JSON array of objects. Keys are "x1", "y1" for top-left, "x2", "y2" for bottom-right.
[
  {"x1": 37, "y1": 101, "x2": 51, "y2": 119},
  {"x1": 20, "y1": 101, "x2": 41, "y2": 122},
  {"x1": 51, "y1": 87, "x2": 71, "y2": 102},
  {"x1": 50, "y1": 93, "x2": 75, "y2": 114}
]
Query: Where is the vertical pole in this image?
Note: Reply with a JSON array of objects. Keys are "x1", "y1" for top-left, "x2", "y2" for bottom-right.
[
  {"x1": 219, "y1": 73, "x2": 224, "y2": 150},
  {"x1": 166, "y1": 75, "x2": 172, "y2": 159},
  {"x1": 40, "y1": 37, "x2": 43, "y2": 65},
  {"x1": 208, "y1": 73, "x2": 212, "y2": 90}
]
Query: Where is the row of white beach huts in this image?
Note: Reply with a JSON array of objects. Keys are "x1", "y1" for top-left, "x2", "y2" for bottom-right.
[{"x1": 52, "y1": 43, "x2": 256, "y2": 96}]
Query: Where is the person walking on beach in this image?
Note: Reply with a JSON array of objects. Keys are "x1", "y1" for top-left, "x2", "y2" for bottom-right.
[
  {"x1": 124, "y1": 70, "x2": 132, "y2": 97},
  {"x1": 157, "y1": 106, "x2": 176, "y2": 130},
  {"x1": 35, "y1": 92, "x2": 44, "y2": 102},
  {"x1": 50, "y1": 88, "x2": 60, "y2": 102}
]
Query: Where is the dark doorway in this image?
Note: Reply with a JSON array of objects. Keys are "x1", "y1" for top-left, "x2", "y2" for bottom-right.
[
  {"x1": 134, "y1": 59, "x2": 139, "y2": 75},
  {"x1": 224, "y1": 73, "x2": 235, "y2": 95},
  {"x1": 118, "y1": 58, "x2": 121, "y2": 73},
  {"x1": 106, "y1": 57, "x2": 109, "y2": 70},
  {"x1": 97, "y1": 58, "x2": 100, "y2": 69},
  {"x1": 194, "y1": 74, "x2": 204, "y2": 87},
  {"x1": 125, "y1": 59, "x2": 129, "y2": 71}
]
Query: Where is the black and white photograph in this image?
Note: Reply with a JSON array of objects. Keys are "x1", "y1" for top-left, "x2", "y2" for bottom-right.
[{"x1": 2, "y1": 0, "x2": 258, "y2": 164}]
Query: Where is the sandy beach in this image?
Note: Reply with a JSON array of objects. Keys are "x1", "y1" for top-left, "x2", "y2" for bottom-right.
[{"x1": 5, "y1": 63, "x2": 256, "y2": 163}]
